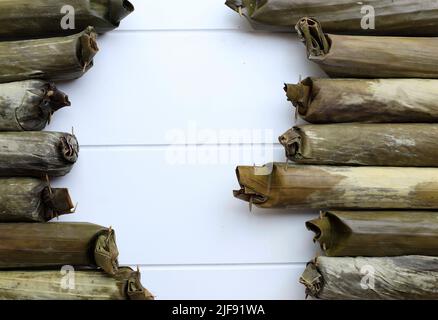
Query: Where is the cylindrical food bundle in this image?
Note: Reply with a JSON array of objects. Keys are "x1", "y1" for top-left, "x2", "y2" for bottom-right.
[
  {"x1": 0, "y1": 27, "x2": 98, "y2": 83},
  {"x1": 301, "y1": 256, "x2": 438, "y2": 300},
  {"x1": 0, "y1": 223, "x2": 119, "y2": 275},
  {"x1": 0, "y1": 131, "x2": 79, "y2": 177},
  {"x1": 0, "y1": 268, "x2": 153, "y2": 300},
  {"x1": 279, "y1": 124, "x2": 438, "y2": 167},
  {"x1": 307, "y1": 211, "x2": 438, "y2": 257},
  {"x1": 225, "y1": 0, "x2": 438, "y2": 36},
  {"x1": 0, "y1": 0, "x2": 134, "y2": 39},
  {"x1": 285, "y1": 78, "x2": 438, "y2": 124},
  {"x1": 0, "y1": 177, "x2": 74, "y2": 222},
  {"x1": 296, "y1": 17, "x2": 438, "y2": 78},
  {"x1": 0, "y1": 80, "x2": 70, "y2": 131},
  {"x1": 234, "y1": 163, "x2": 438, "y2": 209}
]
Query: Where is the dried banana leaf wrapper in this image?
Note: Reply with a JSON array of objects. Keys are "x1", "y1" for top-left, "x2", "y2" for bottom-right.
[
  {"x1": 0, "y1": 268, "x2": 153, "y2": 300},
  {"x1": 0, "y1": 27, "x2": 98, "y2": 83},
  {"x1": 234, "y1": 163, "x2": 438, "y2": 209},
  {"x1": 226, "y1": 0, "x2": 438, "y2": 36},
  {"x1": 307, "y1": 211, "x2": 438, "y2": 257},
  {"x1": 0, "y1": 131, "x2": 79, "y2": 177},
  {"x1": 285, "y1": 78, "x2": 438, "y2": 124},
  {"x1": 296, "y1": 17, "x2": 438, "y2": 78},
  {"x1": 0, "y1": 177, "x2": 74, "y2": 222},
  {"x1": 0, "y1": 80, "x2": 70, "y2": 131},
  {"x1": 301, "y1": 256, "x2": 438, "y2": 300},
  {"x1": 280, "y1": 124, "x2": 438, "y2": 167},
  {"x1": 0, "y1": 223, "x2": 119, "y2": 275},
  {"x1": 0, "y1": 0, "x2": 134, "y2": 39}
]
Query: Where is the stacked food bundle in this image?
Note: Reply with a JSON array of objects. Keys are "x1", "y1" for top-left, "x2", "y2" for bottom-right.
[
  {"x1": 0, "y1": 0, "x2": 153, "y2": 300},
  {"x1": 227, "y1": 0, "x2": 438, "y2": 300}
]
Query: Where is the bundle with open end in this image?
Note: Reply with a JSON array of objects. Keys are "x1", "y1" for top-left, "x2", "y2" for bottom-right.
[
  {"x1": 225, "y1": 0, "x2": 438, "y2": 35},
  {"x1": 0, "y1": 27, "x2": 99, "y2": 83},
  {"x1": 279, "y1": 124, "x2": 438, "y2": 167},
  {"x1": 0, "y1": 131, "x2": 79, "y2": 177},
  {"x1": 0, "y1": 0, "x2": 134, "y2": 39},
  {"x1": 234, "y1": 163, "x2": 438, "y2": 209},
  {"x1": 306, "y1": 211, "x2": 438, "y2": 257},
  {"x1": 301, "y1": 256, "x2": 438, "y2": 300},
  {"x1": 296, "y1": 17, "x2": 438, "y2": 78},
  {"x1": 285, "y1": 78, "x2": 438, "y2": 124},
  {"x1": 0, "y1": 267, "x2": 154, "y2": 300},
  {"x1": 0, "y1": 80, "x2": 70, "y2": 131},
  {"x1": 0, "y1": 223, "x2": 119, "y2": 275}
]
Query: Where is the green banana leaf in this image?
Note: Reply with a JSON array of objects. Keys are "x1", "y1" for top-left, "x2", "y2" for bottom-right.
[
  {"x1": 0, "y1": 0, "x2": 134, "y2": 39},
  {"x1": 0, "y1": 80, "x2": 70, "y2": 131},
  {"x1": 307, "y1": 211, "x2": 438, "y2": 257},
  {"x1": 0, "y1": 222, "x2": 119, "y2": 275},
  {"x1": 296, "y1": 17, "x2": 438, "y2": 78},
  {"x1": 0, "y1": 267, "x2": 154, "y2": 300},
  {"x1": 285, "y1": 78, "x2": 438, "y2": 124},
  {"x1": 301, "y1": 256, "x2": 438, "y2": 300},
  {"x1": 0, "y1": 131, "x2": 78, "y2": 177},
  {"x1": 234, "y1": 163, "x2": 438, "y2": 209},
  {"x1": 279, "y1": 124, "x2": 438, "y2": 167},
  {"x1": 226, "y1": 0, "x2": 438, "y2": 36},
  {"x1": 0, "y1": 177, "x2": 73, "y2": 222},
  {"x1": 0, "y1": 27, "x2": 98, "y2": 83}
]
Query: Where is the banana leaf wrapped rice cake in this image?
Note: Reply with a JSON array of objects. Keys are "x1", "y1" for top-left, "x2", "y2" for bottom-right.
[
  {"x1": 0, "y1": 131, "x2": 78, "y2": 177},
  {"x1": 0, "y1": 177, "x2": 74, "y2": 222},
  {"x1": 301, "y1": 256, "x2": 438, "y2": 300},
  {"x1": 306, "y1": 211, "x2": 438, "y2": 257},
  {"x1": 234, "y1": 163, "x2": 438, "y2": 209},
  {"x1": 0, "y1": 27, "x2": 98, "y2": 83},
  {"x1": 0, "y1": 268, "x2": 153, "y2": 300},
  {"x1": 285, "y1": 78, "x2": 438, "y2": 124},
  {"x1": 296, "y1": 17, "x2": 438, "y2": 78},
  {"x1": 279, "y1": 124, "x2": 438, "y2": 167},
  {"x1": 0, "y1": 80, "x2": 70, "y2": 131},
  {"x1": 225, "y1": 0, "x2": 438, "y2": 36},
  {"x1": 0, "y1": 0, "x2": 134, "y2": 39},
  {"x1": 0, "y1": 223, "x2": 118, "y2": 275}
]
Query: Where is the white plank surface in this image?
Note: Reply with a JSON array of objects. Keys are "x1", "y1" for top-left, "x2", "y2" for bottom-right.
[
  {"x1": 118, "y1": 0, "x2": 251, "y2": 31},
  {"x1": 50, "y1": 0, "x2": 322, "y2": 299},
  {"x1": 52, "y1": 31, "x2": 324, "y2": 146},
  {"x1": 141, "y1": 264, "x2": 307, "y2": 300}
]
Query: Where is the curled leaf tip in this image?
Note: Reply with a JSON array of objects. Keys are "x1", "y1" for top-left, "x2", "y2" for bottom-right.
[
  {"x1": 295, "y1": 17, "x2": 330, "y2": 58},
  {"x1": 279, "y1": 128, "x2": 302, "y2": 160},
  {"x1": 42, "y1": 187, "x2": 75, "y2": 221},
  {"x1": 95, "y1": 228, "x2": 119, "y2": 275},
  {"x1": 225, "y1": 0, "x2": 244, "y2": 12},
  {"x1": 126, "y1": 269, "x2": 155, "y2": 300},
  {"x1": 60, "y1": 134, "x2": 79, "y2": 163},
  {"x1": 80, "y1": 27, "x2": 99, "y2": 69},
  {"x1": 299, "y1": 262, "x2": 323, "y2": 298},
  {"x1": 43, "y1": 83, "x2": 71, "y2": 111}
]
